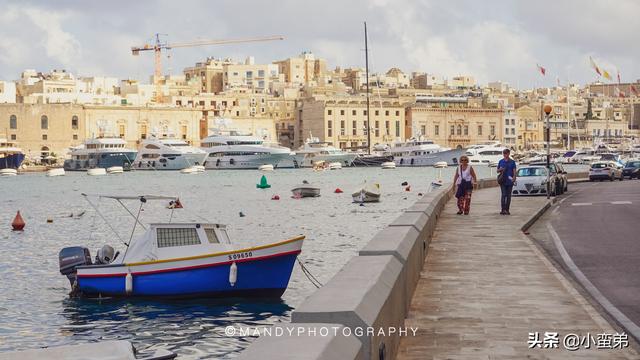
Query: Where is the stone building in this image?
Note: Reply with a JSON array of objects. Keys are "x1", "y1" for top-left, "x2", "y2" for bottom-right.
[
  {"x1": 273, "y1": 52, "x2": 327, "y2": 86},
  {"x1": 515, "y1": 104, "x2": 543, "y2": 150}
]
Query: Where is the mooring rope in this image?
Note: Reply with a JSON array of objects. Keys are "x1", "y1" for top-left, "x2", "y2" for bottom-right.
[{"x1": 296, "y1": 258, "x2": 323, "y2": 288}]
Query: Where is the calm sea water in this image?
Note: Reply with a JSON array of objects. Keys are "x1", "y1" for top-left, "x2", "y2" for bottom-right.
[{"x1": 0, "y1": 164, "x2": 583, "y2": 358}]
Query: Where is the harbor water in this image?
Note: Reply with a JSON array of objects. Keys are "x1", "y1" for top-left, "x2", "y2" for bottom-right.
[{"x1": 0, "y1": 165, "x2": 584, "y2": 358}]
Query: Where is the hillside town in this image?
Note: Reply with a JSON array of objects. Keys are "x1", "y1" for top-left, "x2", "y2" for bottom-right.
[{"x1": 1, "y1": 51, "x2": 639, "y2": 163}]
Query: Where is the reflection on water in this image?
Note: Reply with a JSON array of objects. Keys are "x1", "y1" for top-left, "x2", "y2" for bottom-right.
[{"x1": 0, "y1": 165, "x2": 585, "y2": 358}]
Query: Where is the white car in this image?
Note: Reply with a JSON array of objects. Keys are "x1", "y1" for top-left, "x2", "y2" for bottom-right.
[
  {"x1": 512, "y1": 166, "x2": 557, "y2": 196},
  {"x1": 589, "y1": 161, "x2": 623, "y2": 181}
]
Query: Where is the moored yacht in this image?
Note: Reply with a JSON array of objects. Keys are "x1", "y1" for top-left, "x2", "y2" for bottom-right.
[
  {"x1": 466, "y1": 142, "x2": 505, "y2": 166},
  {"x1": 201, "y1": 131, "x2": 292, "y2": 169},
  {"x1": 289, "y1": 136, "x2": 358, "y2": 168},
  {"x1": 0, "y1": 138, "x2": 25, "y2": 170},
  {"x1": 391, "y1": 138, "x2": 465, "y2": 166},
  {"x1": 63, "y1": 137, "x2": 137, "y2": 171},
  {"x1": 133, "y1": 137, "x2": 207, "y2": 170}
]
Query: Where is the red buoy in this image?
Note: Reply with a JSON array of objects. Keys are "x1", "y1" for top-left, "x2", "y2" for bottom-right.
[
  {"x1": 405, "y1": 186, "x2": 411, "y2": 192},
  {"x1": 12, "y1": 211, "x2": 25, "y2": 231},
  {"x1": 334, "y1": 188, "x2": 343, "y2": 193},
  {"x1": 271, "y1": 195, "x2": 280, "y2": 200}
]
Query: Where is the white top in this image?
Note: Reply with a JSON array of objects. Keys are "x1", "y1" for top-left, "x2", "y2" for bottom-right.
[{"x1": 456, "y1": 165, "x2": 473, "y2": 184}]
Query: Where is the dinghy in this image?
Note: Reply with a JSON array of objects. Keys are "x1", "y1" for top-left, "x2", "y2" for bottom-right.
[
  {"x1": 291, "y1": 183, "x2": 320, "y2": 198},
  {"x1": 352, "y1": 182, "x2": 381, "y2": 203}
]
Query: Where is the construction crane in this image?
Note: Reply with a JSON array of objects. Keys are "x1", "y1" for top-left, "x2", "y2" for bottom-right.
[{"x1": 131, "y1": 34, "x2": 284, "y2": 102}]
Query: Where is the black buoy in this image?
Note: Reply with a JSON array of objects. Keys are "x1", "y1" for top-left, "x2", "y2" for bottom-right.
[
  {"x1": 401, "y1": 181, "x2": 408, "y2": 186},
  {"x1": 302, "y1": 180, "x2": 309, "y2": 184},
  {"x1": 239, "y1": 211, "x2": 245, "y2": 217}
]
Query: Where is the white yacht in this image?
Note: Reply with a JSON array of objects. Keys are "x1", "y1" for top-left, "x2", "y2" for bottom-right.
[
  {"x1": 133, "y1": 137, "x2": 207, "y2": 170},
  {"x1": 465, "y1": 142, "x2": 506, "y2": 166},
  {"x1": 201, "y1": 131, "x2": 292, "y2": 169},
  {"x1": 63, "y1": 138, "x2": 137, "y2": 171},
  {"x1": 390, "y1": 139, "x2": 466, "y2": 167},
  {"x1": 289, "y1": 136, "x2": 358, "y2": 168}
]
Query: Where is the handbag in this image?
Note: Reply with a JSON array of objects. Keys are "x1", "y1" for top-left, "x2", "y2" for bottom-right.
[{"x1": 497, "y1": 160, "x2": 509, "y2": 185}]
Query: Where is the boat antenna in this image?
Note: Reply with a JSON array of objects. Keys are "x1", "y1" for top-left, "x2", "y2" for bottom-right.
[
  {"x1": 364, "y1": 21, "x2": 371, "y2": 155},
  {"x1": 81, "y1": 194, "x2": 126, "y2": 246}
]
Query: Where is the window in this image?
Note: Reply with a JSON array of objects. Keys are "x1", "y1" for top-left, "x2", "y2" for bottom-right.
[
  {"x1": 71, "y1": 115, "x2": 78, "y2": 130},
  {"x1": 363, "y1": 110, "x2": 367, "y2": 116},
  {"x1": 420, "y1": 125, "x2": 426, "y2": 136},
  {"x1": 464, "y1": 126, "x2": 468, "y2": 136},
  {"x1": 511, "y1": 128, "x2": 515, "y2": 135},
  {"x1": 157, "y1": 228, "x2": 201, "y2": 248},
  {"x1": 181, "y1": 125, "x2": 188, "y2": 140},
  {"x1": 140, "y1": 124, "x2": 148, "y2": 140},
  {"x1": 258, "y1": 70, "x2": 265, "y2": 77},
  {"x1": 511, "y1": 119, "x2": 515, "y2": 125},
  {"x1": 41, "y1": 115, "x2": 48, "y2": 130},
  {"x1": 11, "y1": 134, "x2": 16, "y2": 140},
  {"x1": 375, "y1": 120, "x2": 379, "y2": 129},
  {"x1": 375, "y1": 110, "x2": 379, "y2": 116},
  {"x1": 456, "y1": 125, "x2": 462, "y2": 135},
  {"x1": 490, "y1": 125, "x2": 496, "y2": 136},
  {"x1": 119, "y1": 124, "x2": 125, "y2": 138},
  {"x1": 328, "y1": 109, "x2": 332, "y2": 115},
  {"x1": 434, "y1": 125, "x2": 439, "y2": 136},
  {"x1": 505, "y1": 119, "x2": 509, "y2": 125},
  {"x1": 352, "y1": 120, "x2": 357, "y2": 135},
  {"x1": 450, "y1": 125, "x2": 455, "y2": 135},
  {"x1": 205, "y1": 228, "x2": 219, "y2": 243},
  {"x1": 352, "y1": 110, "x2": 356, "y2": 116},
  {"x1": 395, "y1": 121, "x2": 400, "y2": 137},
  {"x1": 42, "y1": 134, "x2": 48, "y2": 140},
  {"x1": 478, "y1": 125, "x2": 483, "y2": 136},
  {"x1": 395, "y1": 111, "x2": 400, "y2": 116},
  {"x1": 9, "y1": 115, "x2": 17, "y2": 129},
  {"x1": 340, "y1": 120, "x2": 345, "y2": 135},
  {"x1": 385, "y1": 110, "x2": 390, "y2": 116},
  {"x1": 328, "y1": 120, "x2": 332, "y2": 137},
  {"x1": 73, "y1": 134, "x2": 78, "y2": 140},
  {"x1": 340, "y1": 110, "x2": 345, "y2": 116}
]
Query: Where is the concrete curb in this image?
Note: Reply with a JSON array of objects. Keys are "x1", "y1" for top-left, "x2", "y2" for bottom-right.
[{"x1": 521, "y1": 198, "x2": 556, "y2": 232}]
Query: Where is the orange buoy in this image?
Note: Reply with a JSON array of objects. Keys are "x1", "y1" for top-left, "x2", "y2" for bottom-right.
[
  {"x1": 405, "y1": 186, "x2": 411, "y2": 192},
  {"x1": 334, "y1": 188, "x2": 343, "y2": 193},
  {"x1": 271, "y1": 195, "x2": 280, "y2": 200},
  {"x1": 11, "y1": 211, "x2": 25, "y2": 231}
]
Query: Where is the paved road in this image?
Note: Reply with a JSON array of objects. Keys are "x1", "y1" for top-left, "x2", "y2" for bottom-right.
[{"x1": 548, "y1": 180, "x2": 640, "y2": 333}]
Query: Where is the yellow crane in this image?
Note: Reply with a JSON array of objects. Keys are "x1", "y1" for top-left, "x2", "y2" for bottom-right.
[{"x1": 131, "y1": 34, "x2": 284, "y2": 102}]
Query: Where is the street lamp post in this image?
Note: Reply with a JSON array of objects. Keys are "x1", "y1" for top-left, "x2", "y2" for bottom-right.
[{"x1": 544, "y1": 104, "x2": 552, "y2": 199}]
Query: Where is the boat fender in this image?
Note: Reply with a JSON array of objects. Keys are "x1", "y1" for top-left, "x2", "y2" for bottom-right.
[
  {"x1": 334, "y1": 188, "x2": 343, "y2": 193},
  {"x1": 405, "y1": 186, "x2": 411, "y2": 192},
  {"x1": 271, "y1": 195, "x2": 280, "y2": 200},
  {"x1": 125, "y1": 271, "x2": 133, "y2": 295},
  {"x1": 229, "y1": 262, "x2": 238, "y2": 286}
]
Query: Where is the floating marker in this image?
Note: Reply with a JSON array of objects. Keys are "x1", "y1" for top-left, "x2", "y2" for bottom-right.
[
  {"x1": 405, "y1": 186, "x2": 411, "y2": 192},
  {"x1": 256, "y1": 175, "x2": 271, "y2": 189},
  {"x1": 418, "y1": 192, "x2": 423, "y2": 196},
  {"x1": 11, "y1": 211, "x2": 25, "y2": 231},
  {"x1": 334, "y1": 188, "x2": 343, "y2": 193},
  {"x1": 401, "y1": 181, "x2": 408, "y2": 186},
  {"x1": 271, "y1": 195, "x2": 280, "y2": 200},
  {"x1": 239, "y1": 211, "x2": 246, "y2": 217},
  {"x1": 46, "y1": 217, "x2": 53, "y2": 223}
]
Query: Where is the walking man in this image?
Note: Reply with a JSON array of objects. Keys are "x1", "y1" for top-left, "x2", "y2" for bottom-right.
[{"x1": 497, "y1": 148, "x2": 517, "y2": 215}]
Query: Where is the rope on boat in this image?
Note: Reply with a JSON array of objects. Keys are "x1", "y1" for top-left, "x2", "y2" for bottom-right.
[{"x1": 296, "y1": 258, "x2": 323, "y2": 288}]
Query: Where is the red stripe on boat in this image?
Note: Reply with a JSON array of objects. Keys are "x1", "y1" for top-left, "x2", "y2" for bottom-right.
[{"x1": 78, "y1": 250, "x2": 301, "y2": 278}]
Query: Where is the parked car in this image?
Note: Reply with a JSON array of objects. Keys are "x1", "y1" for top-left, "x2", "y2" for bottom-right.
[
  {"x1": 512, "y1": 166, "x2": 557, "y2": 196},
  {"x1": 529, "y1": 162, "x2": 567, "y2": 194},
  {"x1": 589, "y1": 161, "x2": 623, "y2": 181},
  {"x1": 622, "y1": 160, "x2": 640, "y2": 179}
]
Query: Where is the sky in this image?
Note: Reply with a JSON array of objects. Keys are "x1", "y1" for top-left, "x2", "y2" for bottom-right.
[{"x1": 1, "y1": 0, "x2": 638, "y2": 89}]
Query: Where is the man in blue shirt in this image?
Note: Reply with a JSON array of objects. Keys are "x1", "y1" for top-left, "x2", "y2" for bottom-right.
[{"x1": 497, "y1": 149, "x2": 517, "y2": 215}]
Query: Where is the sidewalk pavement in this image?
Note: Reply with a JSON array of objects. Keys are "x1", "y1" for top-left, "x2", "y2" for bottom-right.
[{"x1": 396, "y1": 187, "x2": 639, "y2": 359}]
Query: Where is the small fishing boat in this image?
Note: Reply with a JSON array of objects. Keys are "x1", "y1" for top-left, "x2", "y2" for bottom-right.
[
  {"x1": 352, "y1": 182, "x2": 381, "y2": 203},
  {"x1": 0, "y1": 168, "x2": 18, "y2": 176},
  {"x1": 47, "y1": 168, "x2": 66, "y2": 177},
  {"x1": 107, "y1": 166, "x2": 124, "y2": 174},
  {"x1": 328, "y1": 162, "x2": 342, "y2": 170},
  {"x1": 258, "y1": 164, "x2": 274, "y2": 171},
  {"x1": 381, "y1": 161, "x2": 396, "y2": 169},
  {"x1": 180, "y1": 165, "x2": 204, "y2": 174},
  {"x1": 433, "y1": 161, "x2": 448, "y2": 168},
  {"x1": 58, "y1": 194, "x2": 304, "y2": 298},
  {"x1": 192, "y1": 165, "x2": 206, "y2": 172},
  {"x1": 291, "y1": 183, "x2": 321, "y2": 198},
  {"x1": 87, "y1": 168, "x2": 107, "y2": 176}
]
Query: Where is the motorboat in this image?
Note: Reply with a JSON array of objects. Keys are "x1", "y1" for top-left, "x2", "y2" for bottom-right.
[
  {"x1": 47, "y1": 168, "x2": 66, "y2": 177},
  {"x1": 352, "y1": 182, "x2": 381, "y2": 203},
  {"x1": 291, "y1": 183, "x2": 321, "y2": 198},
  {"x1": 87, "y1": 168, "x2": 107, "y2": 176},
  {"x1": 64, "y1": 138, "x2": 137, "y2": 171},
  {"x1": 201, "y1": 130, "x2": 292, "y2": 169},
  {"x1": 0, "y1": 168, "x2": 18, "y2": 176},
  {"x1": 464, "y1": 141, "x2": 503, "y2": 156},
  {"x1": 466, "y1": 142, "x2": 505, "y2": 166},
  {"x1": 390, "y1": 138, "x2": 466, "y2": 167},
  {"x1": 329, "y1": 162, "x2": 342, "y2": 170},
  {"x1": 180, "y1": 166, "x2": 202, "y2": 174},
  {"x1": 107, "y1": 166, "x2": 124, "y2": 174},
  {"x1": 133, "y1": 137, "x2": 207, "y2": 170},
  {"x1": 290, "y1": 135, "x2": 357, "y2": 168},
  {"x1": 58, "y1": 194, "x2": 305, "y2": 298},
  {"x1": 259, "y1": 164, "x2": 274, "y2": 171},
  {"x1": 381, "y1": 161, "x2": 396, "y2": 169},
  {"x1": 0, "y1": 138, "x2": 25, "y2": 170},
  {"x1": 433, "y1": 161, "x2": 448, "y2": 168}
]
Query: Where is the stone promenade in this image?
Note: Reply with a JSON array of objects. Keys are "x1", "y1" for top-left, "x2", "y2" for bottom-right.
[{"x1": 397, "y1": 187, "x2": 639, "y2": 359}]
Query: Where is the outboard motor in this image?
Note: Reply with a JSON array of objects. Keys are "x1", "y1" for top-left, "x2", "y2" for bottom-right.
[
  {"x1": 95, "y1": 245, "x2": 115, "y2": 265},
  {"x1": 59, "y1": 247, "x2": 92, "y2": 287}
]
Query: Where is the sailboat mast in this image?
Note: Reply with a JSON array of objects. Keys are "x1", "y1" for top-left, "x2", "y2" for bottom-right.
[{"x1": 364, "y1": 21, "x2": 371, "y2": 155}]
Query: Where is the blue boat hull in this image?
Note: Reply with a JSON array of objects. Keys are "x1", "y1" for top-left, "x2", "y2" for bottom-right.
[
  {"x1": 0, "y1": 153, "x2": 25, "y2": 169},
  {"x1": 78, "y1": 252, "x2": 298, "y2": 298}
]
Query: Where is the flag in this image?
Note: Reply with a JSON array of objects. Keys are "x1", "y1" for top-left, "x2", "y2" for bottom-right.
[
  {"x1": 536, "y1": 63, "x2": 546, "y2": 76},
  {"x1": 602, "y1": 69, "x2": 612, "y2": 81},
  {"x1": 617, "y1": 70, "x2": 621, "y2": 84},
  {"x1": 631, "y1": 85, "x2": 639, "y2": 96},
  {"x1": 615, "y1": 87, "x2": 625, "y2": 98},
  {"x1": 589, "y1": 56, "x2": 602, "y2": 76},
  {"x1": 167, "y1": 199, "x2": 183, "y2": 209}
]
